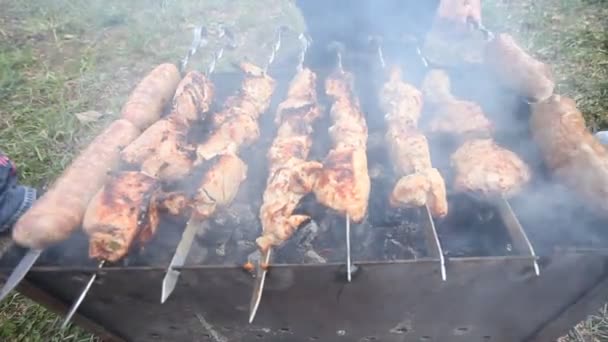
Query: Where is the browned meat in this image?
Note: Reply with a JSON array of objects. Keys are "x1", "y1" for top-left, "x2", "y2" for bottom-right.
[
  {"x1": 422, "y1": 69, "x2": 494, "y2": 139},
  {"x1": 313, "y1": 71, "x2": 370, "y2": 222},
  {"x1": 485, "y1": 33, "x2": 555, "y2": 102},
  {"x1": 257, "y1": 68, "x2": 324, "y2": 252},
  {"x1": 196, "y1": 62, "x2": 276, "y2": 161},
  {"x1": 83, "y1": 171, "x2": 160, "y2": 262},
  {"x1": 380, "y1": 66, "x2": 448, "y2": 218},
  {"x1": 451, "y1": 139, "x2": 531, "y2": 198},
  {"x1": 13, "y1": 119, "x2": 141, "y2": 249},
  {"x1": 390, "y1": 168, "x2": 448, "y2": 218},
  {"x1": 170, "y1": 70, "x2": 215, "y2": 125},
  {"x1": 379, "y1": 67, "x2": 423, "y2": 127},
  {"x1": 120, "y1": 71, "x2": 214, "y2": 180},
  {"x1": 314, "y1": 147, "x2": 370, "y2": 222},
  {"x1": 531, "y1": 95, "x2": 608, "y2": 216},
  {"x1": 190, "y1": 153, "x2": 248, "y2": 218},
  {"x1": 158, "y1": 154, "x2": 248, "y2": 219}
]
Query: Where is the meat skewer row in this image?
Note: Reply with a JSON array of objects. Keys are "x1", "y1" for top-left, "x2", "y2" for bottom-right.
[
  {"x1": 85, "y1": 58, "x2": 277, "y2": 262},
  {"x1": 256, "y1": 65, "x2": 324, "y2": 252},
  {"x1": 313, "y1": 56, "x2": 370, "y2": 223},
  {"x1": 379, "y1": 65, "x2": 448, "y2": 218},
  {"x1": 421, "y1": 69, "x2": 531, "y2": 198}
]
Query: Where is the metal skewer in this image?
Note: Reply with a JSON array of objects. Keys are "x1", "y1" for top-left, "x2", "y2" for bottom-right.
[
  {"x1": 296, "y1": 33, "x2": 311, "y2": 72},
  {"x1": 346, "y1": 214, "x2": 352, "y2": 283},
  {"x1": 0, "y1": 248, "x2": 42, "y2": 302},
  {"x1": 60, "y1": 260, "x2": 105, "y2": 329},
  {"x1": 248, "y1": 30, "x2": 293, "y2": 324},
  {"x1": 161, "y1": 29, "x2": 233, "y2": 305},
  {"x1": 467, "y1": 18, "x2": 495, "y2": 42},
  {"x1": 181, "y1": 25, "x2": 209, "y2": 73},
  {"x1": 264, "y1": 26, "x2": 287, "y2": 74}
]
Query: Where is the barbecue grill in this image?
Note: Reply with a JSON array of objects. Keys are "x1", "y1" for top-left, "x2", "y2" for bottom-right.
[{"x1": 2, "y1": 1, "x2": 608, "y2": 341}]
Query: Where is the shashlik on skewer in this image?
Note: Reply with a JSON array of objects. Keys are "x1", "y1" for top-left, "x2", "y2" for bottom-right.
[
  {"x1": 379, "y1": 66, "x2": 448, "y2": 218},
  {"x1": 196, "y1": 62, "x2": 276, "y2": 160},
  {"x1": 256, "y1": 67, "x2": 323, "y2": 252},
  {"x1": 531, "y1": 95, "x2": 608, "y2": 217},
  {"x1": 313, "y1": 69, "x2": 370, "y2": 223},
  {"x1": 120, "y1": 70, "x2": 214, "y2": 181},
  {"x1": 421, "y1": 69, "x2": 530, "y2": 198}
]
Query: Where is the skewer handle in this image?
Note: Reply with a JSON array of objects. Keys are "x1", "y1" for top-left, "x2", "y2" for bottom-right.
[
  {"x1": 181, "y1": 26, "x2": 209, "y2": 73},
  {"x1": 264, "y1": 26, "x2": 287, "y2": 73},
  {"x1": 296, "y1": 33, "x2": 311, "y2": 72}
]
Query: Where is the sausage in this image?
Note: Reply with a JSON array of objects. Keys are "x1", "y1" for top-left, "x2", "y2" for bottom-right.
[
  {"x1": 121, "y1": 63, "x2": 181, "y2": 130},
  {"x1": 12, "y1": 119, "x2": 141, "y2": 249}
]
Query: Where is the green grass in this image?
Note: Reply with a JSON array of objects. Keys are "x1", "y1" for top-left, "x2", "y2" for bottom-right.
[{"x1": 0, "y1": 0, "x2": 607, "y2": 340}]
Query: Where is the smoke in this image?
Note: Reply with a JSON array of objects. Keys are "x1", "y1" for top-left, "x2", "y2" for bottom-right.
[{"x1": 295, "y1": 0, "x2": 608, "y2": 258}]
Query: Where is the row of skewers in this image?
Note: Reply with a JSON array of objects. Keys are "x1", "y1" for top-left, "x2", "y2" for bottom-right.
[{"x1": 2, "y1": 20, "x2": 608, "y2": 328}]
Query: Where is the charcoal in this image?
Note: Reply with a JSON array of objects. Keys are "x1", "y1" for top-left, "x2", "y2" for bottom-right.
[{"x1": 437, "y1": 195, "x2": 515, "y2": 257}]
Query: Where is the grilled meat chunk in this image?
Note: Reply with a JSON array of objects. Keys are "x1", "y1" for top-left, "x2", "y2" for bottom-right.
[
  {"x1": 315, "y1": 147, "x2": 370, "y2": 222},
  {"x1": 313, "y1": 71, "x2": 370, "y2": 222},
  {"x1": 531, "y1": 95, "x2": 608, "y2": 217},
  {"x1": 191, "y1": 153, "x2": 248, "y2": 218},
  {"x1": 451, "y1": 139, "x2": 531, "y2": 198},
  {"x1": 485, "y1": 33, "x2": 554, "y2": 102},
  {"x1": 422, "y1": 69, "x2": 493, "y2": 139},
  {"x1": 390, "y1": 168, "x2": 448, "y2": 217},
  {"x1": 380, "y1": 66, "x2": 448, "y2": 218},
  {"x1": 158, "y1": 154, "x2": 248, "y2": 219},
  {"x1": 257, "y1": 68, "x2": 324, "y2": 252},
  {"x1": 196, "y1": 62, "x2": 276, "y2": 160},
  {"x1": 120, "y1": 71, "x2": 213, "y2": 180},
  {"x1": 83, "y1": 171, "x2": 160, "y2": 262}
]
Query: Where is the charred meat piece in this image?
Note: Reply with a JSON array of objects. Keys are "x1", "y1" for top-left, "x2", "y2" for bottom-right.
[
  {"x1": 196, "y1": 62, "x2": 276, "y2": 161},
  {"x1": 451, "y1": 139, "x2": 531, "y2": 198},
  {"x1": 158, "y1": 154, "x2": 248, "y2": 219},
  {"x1": 313, "y1": 71, "x2": 370, "y2": 222},
  {"x1": 120, "y1": 71, "x2": 214, "y2": 180},
  {"x1": 531, "y1": 95, "x2": 608, "y2": 217},
  {"x1": 257, "y1": 68, "x2": 324, "y2": 252},
  {"x1": 380, "y1": 66, "x2": 448, "y2": 218},
  {"x1": 485, "y1": 33, "x2": 554, "y2": 102},
  {"x1": 422, "y1": 69, "x2": 494, "y2": 139},
  {"x1": 83, "y1": 171, "x2": 160, "y2": 262}
]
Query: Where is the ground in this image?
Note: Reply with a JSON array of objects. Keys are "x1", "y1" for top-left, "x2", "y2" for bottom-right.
[{"x1": 0, "y1": 0, "x2": 606, "y2": 341}]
